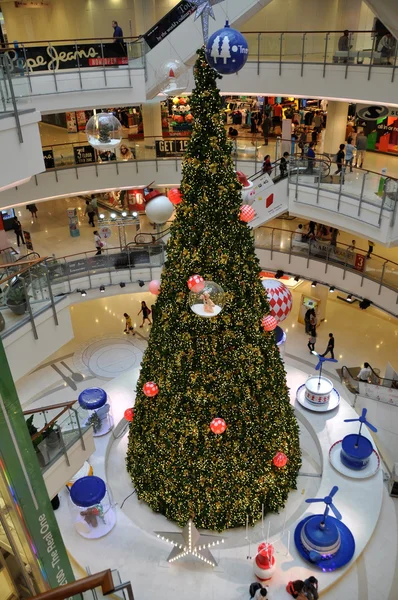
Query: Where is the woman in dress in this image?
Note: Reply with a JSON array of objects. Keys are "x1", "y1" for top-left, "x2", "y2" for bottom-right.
[{"x1": 138, "y1": 301, "x2": 152, "y2": 327}]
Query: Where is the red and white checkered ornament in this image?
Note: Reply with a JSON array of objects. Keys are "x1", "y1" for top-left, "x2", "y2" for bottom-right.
[
  {"x1": 240, "y1": 204, "x2": 256, "y2": 223},
  {"x1": 187, "y1": 274, "x2": 205, "y2": 292},
  {"x1": 210, "y1": 418, "x2": 227, "y2": 434},
  {"x1": 262, "y1": 279, "x2": 293, "y2": 323},
  {"x1": 143, "y1": 381, "x2": 159, "y2": 397},
  {"x1": 262, "y1": 315, "x2": 277, "y2": 331}
]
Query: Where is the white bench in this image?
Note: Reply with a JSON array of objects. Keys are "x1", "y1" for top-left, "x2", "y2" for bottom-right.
[{"x1": 332, "y1": 50, "x2": 383, "y2": 64}]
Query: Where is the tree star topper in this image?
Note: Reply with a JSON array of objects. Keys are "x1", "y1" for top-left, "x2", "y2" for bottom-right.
[
  {"x1": 190, "y1": 0, "x2": 226, "y2": 43},
  {"x1": 155, "y1": 519, "x2": 224, "y2": 566}
]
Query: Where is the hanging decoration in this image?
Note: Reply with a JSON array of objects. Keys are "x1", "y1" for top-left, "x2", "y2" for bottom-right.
[
  {"x1": 149, "y1": 280, "x2": 161, "y2": 295},
  {"x1": 124, "y1": 408, "x2": 134, "y2": 422},
  {"x1": 168, "y1": 188, "x2": 183, "y2": 205},
  {"x1": 157, "y1": 59, "x2": 189, "y2": 96},
  {"x1": 85, "y1": 113, "x2": 122, "y2": 151},
  {"x1": 144, "y1": 190, "x2": 174, "y2": 224},
  {"x1": 205, "y1": 21, "x2": 249, "y2": 75},
  {"x1": 187, "y1": 274, "x2": 205, "y2": 292},
  {"x1": 210, "y1": 418, "x2": 227, "y2": 434},
  {"x1": 240, "y1": 205, "x2": 256, "y2": 223},
  {"x1": 190, "y1": 0, "x2": 226, "y2": 43},
  {"x1": 273, "y1": 452, "x2": 288, "y2": 468},
  {"x1": 262, "y1": 279, "x2": 293, "y2": 323},
  {"x1": 189, "y1": 281, "x2": 225, "y2": 318},
  {"x1": 262, "y1": 315, "x2": 277, "y2": 332},
  {"x1": 143, "y1": 382, "x2": 159, "y2": 397}
]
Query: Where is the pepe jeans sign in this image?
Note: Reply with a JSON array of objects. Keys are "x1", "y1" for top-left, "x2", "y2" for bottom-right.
[{"x1": 3, "y1": 43, "x2": 127, "y2": 72}]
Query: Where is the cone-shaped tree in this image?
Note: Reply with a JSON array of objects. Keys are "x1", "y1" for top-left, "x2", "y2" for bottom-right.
[{"x1": 126, "y1": 48, "x2": 301, "y2": 531}]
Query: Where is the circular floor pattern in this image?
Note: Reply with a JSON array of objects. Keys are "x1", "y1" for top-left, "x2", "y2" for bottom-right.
[{"x1": 74, "y1": 335, "x2": 143, "y2": 379}]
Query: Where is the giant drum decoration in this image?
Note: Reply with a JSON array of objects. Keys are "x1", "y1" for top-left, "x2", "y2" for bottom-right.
[{"x1": 262, "y1": 279, "x2": 293, "y2": 323}]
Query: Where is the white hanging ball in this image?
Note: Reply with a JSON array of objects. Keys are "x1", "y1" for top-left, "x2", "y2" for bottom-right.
[
  {"x1": 86, "y1": 113, "x2": 122, "y2": 151},
  {"x1": 145, "y1": 195, "x2": 174, "y2": 224}
]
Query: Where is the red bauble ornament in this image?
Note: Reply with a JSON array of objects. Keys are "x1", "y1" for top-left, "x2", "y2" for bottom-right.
[
  {"x1": 187, "y1": 274, "x2": 205, "y2": 292},
  {"x1": 143, "y1": 382, "x2": 159, "y2": 397},
  {"x1": 240, "y1": 204, "x2": 256, "y2": 223},
  {"x1": 210, "y1": 418, "x2": 227, "y2": 434},
  {"x1": 124, "y1": 408, "x2": 134, "y2": 422},
  {"x1": 168, "y1": 188, "x2": 182, "y2": 205},
  {"x1": 273, "y1": 452, "x2": 288, "y2": 467},
  {"x1": 262, "y1": 279, "x2": 293, "y2": 323},
  {"x1": 262, "y1": 315, "x2": 277, "y2": 331}
]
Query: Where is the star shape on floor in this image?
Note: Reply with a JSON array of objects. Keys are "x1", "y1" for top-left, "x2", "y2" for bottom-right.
[
  {"x1": 155, "y1": 518, "x2": 225, "y2": 566},
  {"x1": 190, "y1": 0, "x2": 226, "y2": 43}
]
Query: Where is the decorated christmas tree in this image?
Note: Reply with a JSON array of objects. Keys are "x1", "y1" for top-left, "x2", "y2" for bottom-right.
[{"x1": 126, "y1": 48, "x2": 301, "y2": 531}]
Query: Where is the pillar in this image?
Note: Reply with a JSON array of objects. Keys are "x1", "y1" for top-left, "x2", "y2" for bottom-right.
[
  {"x1": 323, "y1": 101, "x2": 349, "y2": 157},
  {"x1": 0, "y1": 213, "x2": 10, "y2": 251},
  {"x1": 142, "y1": 100, "x2": 163, "y2": 149}
]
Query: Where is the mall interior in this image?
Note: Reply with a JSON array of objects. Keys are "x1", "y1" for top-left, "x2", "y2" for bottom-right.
[{"x1": 0, "y1": 0, "x2": 398, "y2": 599}]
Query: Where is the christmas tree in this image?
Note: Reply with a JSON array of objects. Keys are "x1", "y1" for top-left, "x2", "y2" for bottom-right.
[{"x1": 126, "y1": 48, "x2": 301, "y2": 531}]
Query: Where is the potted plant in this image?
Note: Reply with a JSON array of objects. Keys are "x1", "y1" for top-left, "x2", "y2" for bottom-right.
[
  {"x1": 44, "y1": 422, "x2": 62, "y2": 450},
  {"x1": 6, "y1": 285, "x2": 27, "y2": 315},
  {"x1": 26, "y1": 415, "x2": 48, "y2": 467}
]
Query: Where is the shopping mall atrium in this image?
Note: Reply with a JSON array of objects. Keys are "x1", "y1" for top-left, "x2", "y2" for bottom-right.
[{"x1": 0, "y1": 1, "x2": 398, "y2": 599}]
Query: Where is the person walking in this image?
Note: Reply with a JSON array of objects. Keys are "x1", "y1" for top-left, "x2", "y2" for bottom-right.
[
  {"x1": 338, "y1": 30, "x2": 352, "y2": 62},
  {"x1": 90, "y1": 194, "x2": 99, "y2": 216},
  {"x1": 93, "y1": 230, "x2": 102, "y2": 255},
  {"x1": 112, "y1": 20, "x2": 125, "y2": 56},
  {"x1": 357, "y1": 362, "x2": 372, "y2": 382},
  {"x1": 321, "y1": 333, "x2": 335, "y2": 359},
  {"x1": 355, "y1": 132, "x2": 367, "y2": 168},
  {"x1": 262, "y1": 113, "x2": 272, "y2": 146},
  {"x1": 280, "y1": 151, "x2": 289, "y2": 178},
  {"x1": 335, "y1": 143, "x2": 345, "y2": 177},
  {"x1": 12, "y1": 217, "x2": 25, "y2": 247},
  {"x1": 330, "y1": 227, "x2": 339, "y2": 247},
  {"x1": 123, "y1": 313, "x2": 135, "y2": 335},
  {"x1": 26, "y1": 204, "x2": 38, "y2": 219},
  {"x1": 85, "y1": 200, "x2": 96, "y2": 227},
  {"x1": 306, "y1": 142, "x2": 316, "y2": 174},
  {"x1": 345, "y1": 137, "x2": 356, "y2": 172},
  {"x1": 307, "y1": 330, "x2": 316, "y2": 354},
  {"x1": 367, "y1": 240, "x2": 374, "y2": 259},
  {"x1": 138, "y1": 300, "x2": 152, "y2": 327}
]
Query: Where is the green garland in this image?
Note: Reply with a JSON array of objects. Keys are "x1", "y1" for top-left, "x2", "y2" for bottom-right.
[{"x1": 126, "y1": 48, "x2": 301, "y2": 531}]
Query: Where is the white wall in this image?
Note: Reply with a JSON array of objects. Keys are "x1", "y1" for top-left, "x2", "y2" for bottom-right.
[
  {"x1": 0, "y1": 110, "x2": 44, "y2": 191},
  {"x1": 3, "y1": 297, "x2": 74, "y2": 380}
]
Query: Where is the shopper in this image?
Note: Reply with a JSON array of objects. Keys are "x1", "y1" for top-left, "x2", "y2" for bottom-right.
[
  {"x1": 377, "y1": 32, "x2": 396, "y2": 64},
  {"x1": 85, "y1": 200, "x2": 96, "y2": 227},
  {"x1": 303, "y1": 576, "x2": 319, "y2": 600},
  {"x1": 90, "y1": 194, "x2": 99, "y2": 216},
  {"x1": 280, "y1": 151, "x2": 289, "y2": 178},
  {"x1": 93, "y1": 230, "x2": 102, "y2": 255},
  {"x1": 321, "y1": 333, "x2": 335, "y2": 359},
  {"x1": 298, "y1": 128, "x2": 307, "y2": 156},
  {"x1": 138, "y1": 300, "x2": 152, "y2": 327},
  {"x1": 308, "y1": 220, "x2": 316, "y2": 238},
  {"x1": 313, "y1": 111, "x2": 322, "y2": 131},
  {"x1": 306, "y1": 142, "x2": 316, "y2": 174},
  {"x1": 309, "y1": 308, "x2": 317, "y2": 332},
  {"x1": 293, "y1": 223, "x2": 304, "y2": 243},
  {"x1": 330, "y1": 227, "x2": 339, "y2": 247},
  {"x1": 286, "y1": 580, "x2": 306, "y2": 599},
  {"x1": 123, "y1": 313, "x2": 135, "y2": 335},
  {"x1": 262, "y1": 113, "x2": 272, "y2": 146},
  {"x1": 367, "y1": 240, "x2": 374, "y2": 259},
  {"x1": 254, "y1": 588, "x2": 268, "y2": 600},
  {"x1": 26, "y1": 203, "x2": 38, "y2": 219},
  {"x1": 249, "y1": 582, "x2": 263, "y2": 599},
  {"x1": 262, "y1": 155, "x2": 272, "y2": 176},
  {"x1": 357, "y1": 362, "x2": 372, "y2": 382},
  {"x1": 338, "y1": 30, "x2": 352, "y2": 62},
  {"x1": 112, "y1": 20, "x2": 125, "y2": 56},
  {"x1": 12, "y1": 216, "x2": 25, "y2": 247},
  {"x1": 307, "y1": 330, "x2": 316, "y2": 353},
  {"x1": 119, "y1": 144, "x2": 134, "y2": 161},
  {"x1": 345, "y1": 137, "x2": 356, "y2": 172},
  {"x1": 347, "y1": 239, "x2": 356, "y2": 251},
  {"x1": 335, "y1": 143, "x2": 345, "y2": 176},
  {"x1": 355, "y1": 132, "x2": 367, "y2": 168}
]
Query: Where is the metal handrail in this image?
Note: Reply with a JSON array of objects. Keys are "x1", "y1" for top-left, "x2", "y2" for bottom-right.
[
  {"x1": 0, "y1": 37, "x2": 141, "y2": 47},
  {"x1": 24, "y1": 400, "x2": 77, "y2": 443},
  {"x1": 28, "y1": 569, "x2": 116, "y2": 600}
]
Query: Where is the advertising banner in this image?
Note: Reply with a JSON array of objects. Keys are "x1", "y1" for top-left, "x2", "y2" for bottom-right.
[
  {"x1": 42, "y1": 149, "x2": 54, "y2": 170},
  {"x1": 155, "y1": 139, "x2": 189, "y2": 157},
  {"x1": 248, "y1": 173, "x2": 286, "y2": 228},
  {"x1": 0, "y1": 339, "x2": 74, "y2": 589},
  {"x1": 144, "y1": 1, "x2": 195, "y2": 49},
  {"x1": 73, "y1": 145, "x2": 96, "y2": 164}
]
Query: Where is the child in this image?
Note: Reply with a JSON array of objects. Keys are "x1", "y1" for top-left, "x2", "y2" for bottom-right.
[{"x1": 123, "y1": 313, "x2": 135, "y2": 335}]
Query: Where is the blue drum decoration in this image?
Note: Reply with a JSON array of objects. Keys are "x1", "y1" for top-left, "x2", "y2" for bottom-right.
[
  {"x1": 205, "y1": 21, "x2": 249, "y2": 75},
  {"x1": 69, "y1": 476, "x2": 116, "y2": 539},
  {"x1": 78, "y1": 387, "x2": 113, "y2": 437}
]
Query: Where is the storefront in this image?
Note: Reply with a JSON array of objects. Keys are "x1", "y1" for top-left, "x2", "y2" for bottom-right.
[{"x1": 356, "y1": 103, "x2": 398, "y2": 156}]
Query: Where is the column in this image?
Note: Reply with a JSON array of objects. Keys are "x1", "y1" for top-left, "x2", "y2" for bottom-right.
[
  {"x1": 142, "y1": 100, "x2": 163, "y2": 149},
  {"x1": 323, "y1": 101, "x2": 349, "y2": 157},
  {"x1": 0, "y1": 213, "x2": 10, "y2": 251}
]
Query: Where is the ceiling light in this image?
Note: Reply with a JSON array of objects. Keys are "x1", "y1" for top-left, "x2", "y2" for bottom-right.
[
  {"x1": 120, "y1": 282, "x2": 126, "y2": 288},
  {"x1": 138, "y1": 280, "x2": 145, "y2": 288},
  {"x1": 294, "y1": 275, "x2": 300, "y2": 282},
  {"x1": 121, "y1": 211, "x2": 127, "y2": 218},
  {"x1": 311, "y1": 281, "x2": 317, "y2": 287},
  {"x1": 329, "y1": 286, "x2": 335, "y2": 293},
  {"x1": 80, "y1": 290, "x2": 87, "y2": 297},
  {"x1": 100, "y1": 285, "x2": 105, "y2": 293},
  {"x1": 99, "y1": 213, "x2": 105, "y2": 220},
  {"x1": 132, "y1": 211, "x2": 138, "y2": 217},
  {"x1": 110, "y1": 212, "x2": 117, "y2": 220},
  {"x1": 346, "y1": 294, "x2": 353, "y2": 302}
]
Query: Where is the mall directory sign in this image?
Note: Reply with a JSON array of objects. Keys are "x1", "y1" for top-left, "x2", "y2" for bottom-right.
[{"x1": 0, "y1": 339, "x2": 74, "y2": 590}]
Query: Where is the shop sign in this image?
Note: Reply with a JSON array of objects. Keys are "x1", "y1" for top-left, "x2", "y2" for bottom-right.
[
  {"x1": 144, "y1": 0, "x2": 195, "y2": 49},
  {"x1": 155, "y1": 139, "x2": 189, "y2": 157},
  {"x1": 73, "y1": 145, "x2": 96, "y2": 164},
  {"x1": 356, "y1": 104, "x2": 393, "y2": 121},
  {"x1": 2, "y1": 43, "x2": 127, "y2": 73},
  {"x1": 309, "y1": 240, "x2": 364, "y2": 272},
  {"x1": 15, "y1": 1, "x2": 50, "y2": 6},
  {"x1": 42, "y1": 149, "x2": 54, "y2": 169}
]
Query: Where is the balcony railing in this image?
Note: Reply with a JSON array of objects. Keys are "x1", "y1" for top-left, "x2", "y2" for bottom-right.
[{"x1": 23, "y1": 400, "x2": 89, "y2": 474}]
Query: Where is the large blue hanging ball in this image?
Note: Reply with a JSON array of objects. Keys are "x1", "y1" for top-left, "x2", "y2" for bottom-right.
[{"x1": 205, "y1": 21, "x2": 249, "y2": 75}]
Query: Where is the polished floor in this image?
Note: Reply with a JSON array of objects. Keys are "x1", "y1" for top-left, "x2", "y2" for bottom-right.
[{"x1": 16, "y1": 289, "x2": 398, "y2": 600}]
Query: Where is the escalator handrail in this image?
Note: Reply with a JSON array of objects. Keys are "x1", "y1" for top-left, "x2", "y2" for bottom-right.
[{"x1": 28, "y1": 569, "x2": 115, "y2": 600}]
